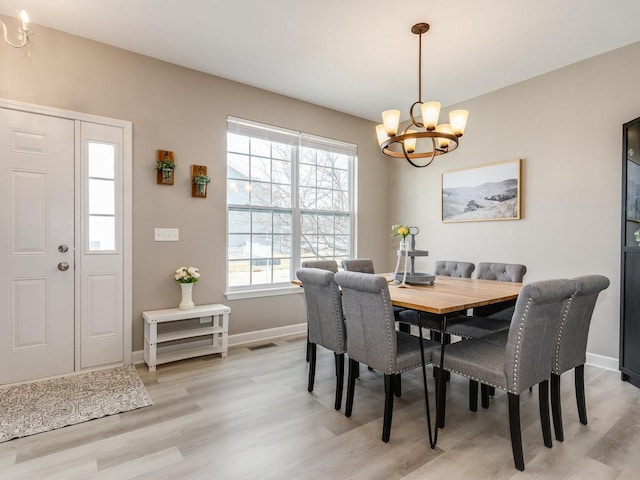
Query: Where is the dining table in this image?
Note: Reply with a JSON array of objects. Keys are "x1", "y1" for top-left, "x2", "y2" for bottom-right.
[
  {"x1": 386, "y1": 274, "x2": 522, "y2": 314},
  {"x1": 294, "y1": 273, "x2": 524, "y2": 448},
  {"x1": 384, "y1": 275, "x2": 523, "y2": 446}
]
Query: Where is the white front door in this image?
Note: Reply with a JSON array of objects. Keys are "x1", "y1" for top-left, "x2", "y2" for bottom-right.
[{"x1": 0, "y1": 108, "x2": 75, "y2": 384}]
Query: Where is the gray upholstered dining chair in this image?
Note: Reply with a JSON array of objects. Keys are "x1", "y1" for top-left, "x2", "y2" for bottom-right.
[
  {"x1": 341, "y1": 258, "x2": 375, "y2": 273},
  {"x1": 342, "y1": 258, "x2": 405, "y2": 321},
  {"x1": 300, "y1": 260, "x2": 339, "y2": 362},
  {"x1": 434, "y1": 260, "x2": 476, "y2": 278},
  {"x1": 334, "y1": 271, "x2": 440, "y2": 442},
  {"x1": 432, "y1": 278, "x2": 576, "y2": 471},
  {"x1": 301, "y1": 259, "x2": 338, "y2": 272},
  {"x1": 472, "y1": 262, "x2": 527, "y2": 319},
  {"x1": 443, "y1": 262, "x2": 527, "y2": 409},
  {"x1": 551, "y1": 274, "x2": 609, "y2": 441},
  {"x1": 397, "y1": 260, "x2": 475, "y2": 333},
  {"x1": 446, "y1": 262, "x2": 527, "y2": 339},
  {"x1": 296, "y1": 268, "x2": 346, "y2": 410}
]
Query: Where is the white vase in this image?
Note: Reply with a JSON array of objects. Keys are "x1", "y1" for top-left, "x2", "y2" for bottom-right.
[
  {"x1": 179, "y1": 282, "x2": 195, "y2": 310},
  {"x1": 399, "y1": 238, "x2": 408, "y2": 251}
]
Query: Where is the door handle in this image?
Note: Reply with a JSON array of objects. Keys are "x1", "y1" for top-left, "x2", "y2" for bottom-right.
[{"x1": 58, "y1": 262, "x2": 70, "y2": 271}]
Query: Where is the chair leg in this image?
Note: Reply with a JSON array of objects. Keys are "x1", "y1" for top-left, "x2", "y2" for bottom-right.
[
  {"x1": 575, "y1": 365, "x2": 587, "y2": 425},
  {"x1": 436, "y1": 368, "x2": 447, "y2": 428},
  {"x1": 469, "y1": 379, "x2": 478, "y2": 412},
  {"x1": 382, "y1": 374, "x2": 395, "y2": 442},
  {"x1": 551, "y1": 373, "x2": 563, "y2": 441},
  {"x1": 306, "y1": 331, "x2": 310, "y2": 362},
  {"x1": 345, "y1": 358, "x2": 358, "y2": 417},
  {"x1": 394, "y1": 374, "x2": 402, "y2": 398},
  {"x1": 508, "y1": 393, "x2": 525, "y2": 471},
  {"x1": 481, "y1": 383, "x2": 490, "y2": 409},
  {"x1": 307, "y1": 343, "x2": 317, "y2": 392},
  {"x1": 334, "y1": 353, "x2": 344, "y2": 410},
  {"x1": 539, "y1": 380, "x2": 553, "y2": 448}
]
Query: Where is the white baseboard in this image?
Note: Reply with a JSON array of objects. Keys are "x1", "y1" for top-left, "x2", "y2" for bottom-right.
[
  {"x1": 132, "y1": 323, "x2": 307, "y2": 365},
  {"x1": 132, "y1": 325, "x2": 619, "y2": 373},
  {"x1": 585, "y1": 352, "x2": 619, "y2": 372},
  {"x1": 226, "y1": 323, "x2": 307, "y2": 347}
]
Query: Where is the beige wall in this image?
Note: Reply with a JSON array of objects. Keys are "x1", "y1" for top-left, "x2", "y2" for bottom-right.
[
  {"x1": 3, "y1": 16, "x2": 638, "y2": 361},
  {"x1": 389, "y1": 41, "x2": 640, "y2": 360},
  {"x1": 0, "y1": 18, "x2": 390, "y2": 352}
]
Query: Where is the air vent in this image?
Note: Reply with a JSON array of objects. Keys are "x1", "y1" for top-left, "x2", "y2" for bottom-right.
[{"x1": 247, "y1": 343, "x2": 277, "y2": 351}]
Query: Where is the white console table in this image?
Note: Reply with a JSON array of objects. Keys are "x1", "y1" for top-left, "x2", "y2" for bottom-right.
[{"x1": 143, "y1": 303, "x2": 230, "y2": 372}]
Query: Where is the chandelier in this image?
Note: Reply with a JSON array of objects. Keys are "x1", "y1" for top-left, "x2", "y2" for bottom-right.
[
  {"x1": 0, "y1": 10, "x2": 31, "y2": 50},
  {"x1": 376, "y1": 23, "x2": 469, "y2": 168}
]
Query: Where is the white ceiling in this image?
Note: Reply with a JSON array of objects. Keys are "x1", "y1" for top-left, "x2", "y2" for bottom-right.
[{"x1": 3, "y1": 0, "x2": 640, "y2": 122}]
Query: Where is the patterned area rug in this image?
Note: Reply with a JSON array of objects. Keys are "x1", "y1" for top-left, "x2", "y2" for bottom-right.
[{"x1": 0, "y1": 365, "x2": 153, "y2": 442}]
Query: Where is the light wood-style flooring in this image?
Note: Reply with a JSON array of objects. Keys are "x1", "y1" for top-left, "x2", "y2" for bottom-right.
[{"x1": 1, "y1": 335, "x2": 639, "y2": 479}]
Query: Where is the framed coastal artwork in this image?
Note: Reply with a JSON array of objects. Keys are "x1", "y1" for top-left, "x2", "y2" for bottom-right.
[{"x1": 441, "y1": 159, "x2": 522, "y2": 223}]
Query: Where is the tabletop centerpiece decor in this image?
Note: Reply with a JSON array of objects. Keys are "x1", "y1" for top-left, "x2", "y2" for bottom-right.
[
  {"x1": 391, "y1": 225, "x2": 434, "y2": 287},
  {"x1": 175, "y1": 266, "x2": 200, "y2": 310},
  {"x1": 392, "y1": 224, "x2": 410, "y2": 251},
  {"x1": 392, "y1": 224, "x2": 411, "y2": 287}
]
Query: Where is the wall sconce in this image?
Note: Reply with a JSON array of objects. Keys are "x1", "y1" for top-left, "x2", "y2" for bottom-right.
[
  {"x1": 1, "y1": 10, "x2": 31, "y2": 50},
  {"x1": 156, "y1": 150, "x2": 176, "y2": 185},
  {"x1": 192, "y1": 165, "x2": 210, "y2": 198}
]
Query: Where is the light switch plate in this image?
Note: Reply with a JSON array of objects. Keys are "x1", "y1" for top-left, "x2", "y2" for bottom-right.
[{"x1": 154, "y1": 228, "x2": 179, "y2": 241}]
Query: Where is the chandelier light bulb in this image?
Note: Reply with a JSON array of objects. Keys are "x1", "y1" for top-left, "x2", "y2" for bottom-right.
[
  {"x1": 381, "y1": 109, "x2": 401, "y2": 136},
  {"x1": 375, "y1": 124, "x2": 388, "y2": 146},
  {"x1": 404, "y1": 130, "x2": 418, "y2": 153},
  {"x1": 435, "y1": 124, "x2": 453, "y2": 149},
  {"x1": 449, "y1": 110, "x2": 469, "y2": 137},
  {"x1": 420, "y1": 101, "x2": 441, "y2": 130}
]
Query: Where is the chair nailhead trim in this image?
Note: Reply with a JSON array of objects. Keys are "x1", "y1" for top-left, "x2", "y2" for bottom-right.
[
  {"x1": 552, "y1": 294, "x2": 575, "y2": 374},
  {"x1": 382, "y1": 288, "x2": 394, "y2": 373},
  {"x1": 511, "y1": 297, "x2": 533, "y2": 392},
  {"x1": 331, "y1": 285, "x2": 345, "y2": 353}
]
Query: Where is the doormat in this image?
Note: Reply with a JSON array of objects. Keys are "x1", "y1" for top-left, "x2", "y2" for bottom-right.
[{"x1": 0, "y1": 365, "x2": 153, "y2": 443}]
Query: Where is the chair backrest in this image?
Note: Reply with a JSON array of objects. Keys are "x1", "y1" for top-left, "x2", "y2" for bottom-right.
[
  {"x1": 473, "y1": 263, "x2": 527, "y2": 318},
  {"x1": 296, "y1": 268, "x2": 345, "y2": 354},
  {"x1": 341, "y1": 258, "x2": 375, "y2": 274},
  {"x1": 301, "y1": 260, "x2": 338, "y2": 273},
  {"x1": 476, "y1": 262, "x2": 527, "y2": 283},
  {"x1": 552, "y1": 275, "x2": 610, "y2": 374},
  {"x1": 435, "y1": 261, "x2": 475, "y2": 278},
  {"x1": 504, "y1": 279, "x2": 576, "y2": 394},
  {"x1": 334, "y1": 271, "x2": 396, "y2": 373}
]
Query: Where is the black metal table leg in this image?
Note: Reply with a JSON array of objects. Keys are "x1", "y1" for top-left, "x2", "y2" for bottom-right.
[{"x1": 417, "y1": 311, "x2": 436, "y2": 449}]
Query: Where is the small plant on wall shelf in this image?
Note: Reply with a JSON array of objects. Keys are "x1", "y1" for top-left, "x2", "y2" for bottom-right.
[
  {"x1": 192, "y1": 165, "x2": 210, "y2": 198},
  {"x1": 156, "y1": 150, "x2": 176, "y2": 185}
]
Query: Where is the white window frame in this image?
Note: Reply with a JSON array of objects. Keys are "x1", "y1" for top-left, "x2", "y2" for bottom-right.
[{"x1": 225, "y1": 116, "x2": 356, "y2": 299}]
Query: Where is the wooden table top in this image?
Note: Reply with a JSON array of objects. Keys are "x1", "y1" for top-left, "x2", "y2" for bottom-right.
[
  {"x1": 388, "y1": 275, "x2": 522, "y2": 315},
  {"x1": 294, "y1": 274, "x2": 523, "y2": 315}
]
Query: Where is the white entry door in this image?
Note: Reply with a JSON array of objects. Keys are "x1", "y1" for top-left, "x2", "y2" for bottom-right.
[{"x1": 0, "y1": 108, "x2": 75, "y2": 384}]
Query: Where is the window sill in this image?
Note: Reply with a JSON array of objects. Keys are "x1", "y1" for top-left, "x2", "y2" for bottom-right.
[{"x1": 224, "y1": 285, "x2": 304, "y2": 301}]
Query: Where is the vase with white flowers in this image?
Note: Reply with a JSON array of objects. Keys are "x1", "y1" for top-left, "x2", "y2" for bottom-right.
[{"x1": 175, "y1": 266, "x2": 200, "y2": 310}]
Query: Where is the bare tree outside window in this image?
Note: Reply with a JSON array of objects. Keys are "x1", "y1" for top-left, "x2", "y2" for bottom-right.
[{"x1": 226, "y1": 118, "x2": 355, "y2": 290}]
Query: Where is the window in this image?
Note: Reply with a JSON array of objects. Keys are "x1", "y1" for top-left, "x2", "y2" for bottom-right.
[
  {"x1": 226, "y1": 117, "x2": 355, "y2": 291},
  {"x1": 87, "y1": 141, "x2": 116, "y2": 251}
]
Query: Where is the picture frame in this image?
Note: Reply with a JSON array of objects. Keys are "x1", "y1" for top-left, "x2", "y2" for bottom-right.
[{"x1": 442, "y1": 159, "x2": 522, "y2": 223}]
